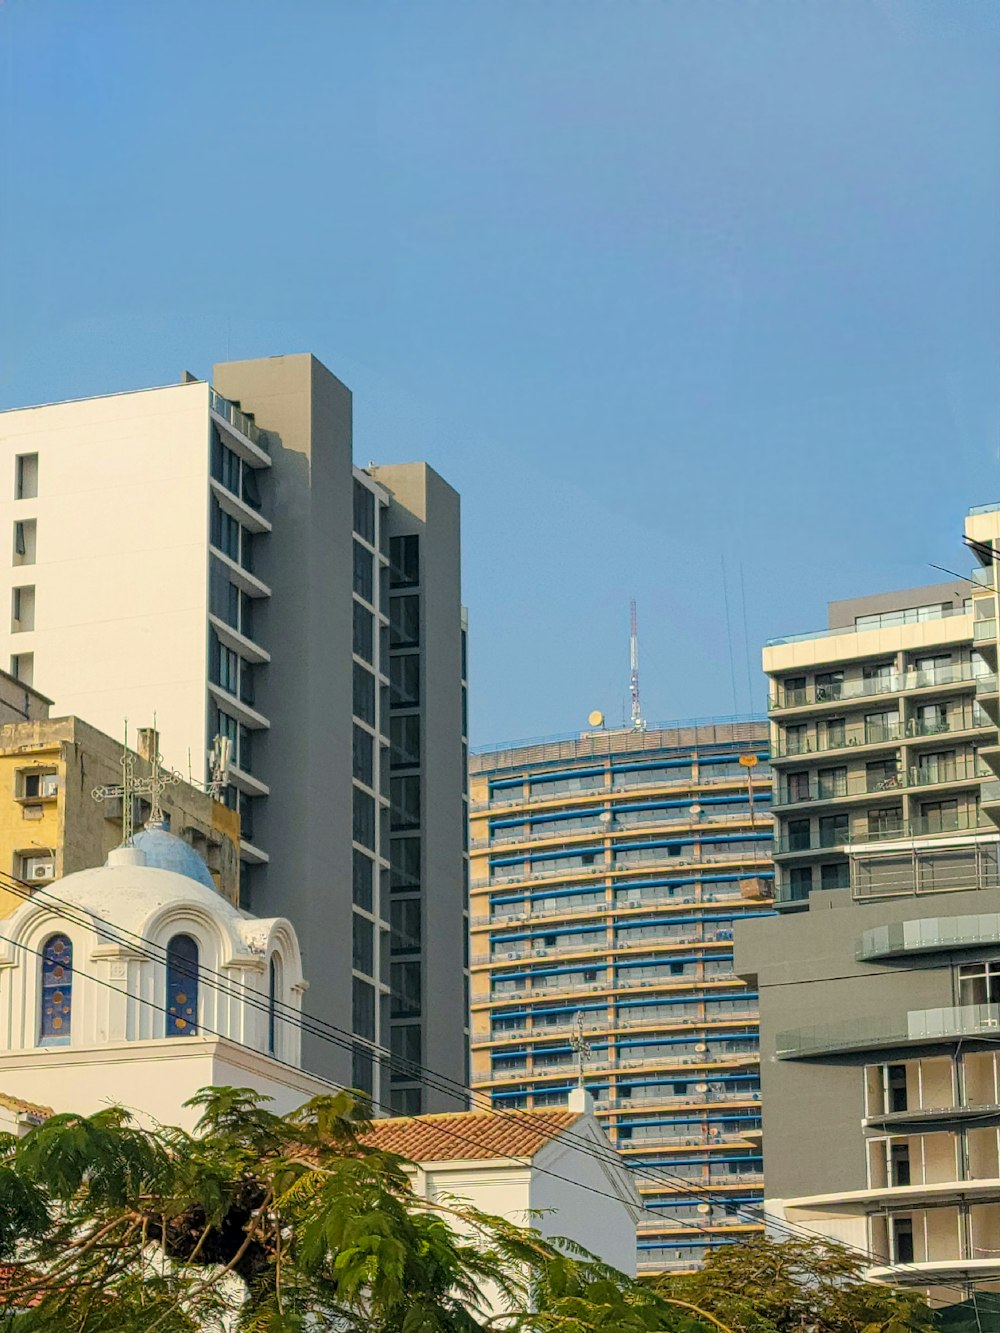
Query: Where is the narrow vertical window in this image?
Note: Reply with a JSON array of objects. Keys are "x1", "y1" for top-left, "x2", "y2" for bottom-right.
[
  {"x1": 166, "y1": 934, "x2": 199, "y2": 1036},
  {"x1": 40, "y1": 934, "x2": 72, "y2": 1045},
  {"x1": 268, "y1": 953, "x2": 281, "y2": 1056}
]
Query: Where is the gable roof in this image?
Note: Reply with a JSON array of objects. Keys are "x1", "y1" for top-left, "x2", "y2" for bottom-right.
[{"x1": 363, "y1": 1108, "x2": 582, "y2": 1162}]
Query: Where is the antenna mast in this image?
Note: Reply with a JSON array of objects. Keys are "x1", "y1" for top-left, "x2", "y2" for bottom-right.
[{"x1": 629, "y1": 599, "x2": 644, "y2": 731}]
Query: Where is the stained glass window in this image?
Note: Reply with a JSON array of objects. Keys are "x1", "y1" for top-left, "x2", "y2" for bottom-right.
[
  {"x1": 40, "y1": 933, "x2": 72, "y2": 1045},
  {"x1": 166, "y1": 934, "x2": 199, "y2": 1037}
]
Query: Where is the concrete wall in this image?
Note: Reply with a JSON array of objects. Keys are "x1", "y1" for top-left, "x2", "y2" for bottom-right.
[
  {"x1": 213, "y1": 355, "x2": 357, "y2": 1086},
  {"x1": 0, "y1": 384, "x2": 212, "y2": 776},
  {"x1": 828, "y1": 582, "x2": 969, "y2": 631},
  {"x1": 735, "y1": 883, "x2": 1000, "y2": 1201}
]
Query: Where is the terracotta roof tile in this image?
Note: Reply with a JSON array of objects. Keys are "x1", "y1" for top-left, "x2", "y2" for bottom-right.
[
  {"x1": 362, "y1": 1109, "x2": 582, "y2": 1162},
  {"x1": 0, "y1": 1092, "x2": 51, "y2": 1120}
]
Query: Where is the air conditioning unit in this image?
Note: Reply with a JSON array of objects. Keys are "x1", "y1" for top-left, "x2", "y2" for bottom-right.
[
  {"x1": 26, "y1": 858, "x2": 54, "y2": 881},
  {"x1": 535, "y1": 949, "x2": 549, "y2": 957},
  {"x1": 505, "y1": 951, "x2": 518, "y2": 961}
]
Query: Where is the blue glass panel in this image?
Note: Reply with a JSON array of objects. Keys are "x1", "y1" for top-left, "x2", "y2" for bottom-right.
[
  {"x1": 166, "y1": 934, "x2": 199, "y2": 1037},
  {"x1": 40, "y1": 933, "x2": 72, "y2": 1046}
]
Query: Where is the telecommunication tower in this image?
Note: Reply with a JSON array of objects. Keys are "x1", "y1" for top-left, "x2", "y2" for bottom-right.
[{"x1": 629, "y1": 599, "x2": 644, "y2": 731}]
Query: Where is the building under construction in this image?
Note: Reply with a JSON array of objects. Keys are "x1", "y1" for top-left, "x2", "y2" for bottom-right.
[{"x1": 468, "y1": 714, "x2": 774, "y2": 1274}]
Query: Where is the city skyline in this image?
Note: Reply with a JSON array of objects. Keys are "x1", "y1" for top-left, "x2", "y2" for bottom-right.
[{"x1": 3, "y1": 2, "x2": 997, "y2": 744}]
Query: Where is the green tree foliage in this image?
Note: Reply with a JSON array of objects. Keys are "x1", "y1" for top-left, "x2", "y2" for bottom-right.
[
  {"x1": 0, "y1": 1087, "x2": 938, "y2": 1333},
  {"x1": 662, "y1": 1234, "x2": 939, "y2": 1333}
]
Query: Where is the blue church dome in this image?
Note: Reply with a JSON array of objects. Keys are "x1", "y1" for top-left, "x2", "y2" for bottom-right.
[{"x1": 125, "y1": 825, "x2": 217, "y2": 890}]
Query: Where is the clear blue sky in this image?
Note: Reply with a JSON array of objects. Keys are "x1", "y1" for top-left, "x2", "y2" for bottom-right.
[{"x1": 2, "y1": 1, "x2": 999, "y2": 745}]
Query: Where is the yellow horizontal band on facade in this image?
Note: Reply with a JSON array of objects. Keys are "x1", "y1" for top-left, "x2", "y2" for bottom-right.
[
  {"x1": 472, "y1": 814, "x2": 772, "y2": 857},
  {"x1": 471, "y1": 937, "x2": 738, "y2": 973},
  {"x1": 473, "y1": 1057, "x2": 760, "y2": 1091},
  {"x1": 468, "y1": 775, "x2": 771, "y2": 818},
  {"x1": 472, "y1": 1017, "x2": 758, "y2": 1052},
  {"x1": 471, "y1": 855, "x2": 770, "y2": 895},
  {"x1": 470, "y1": 976, "x2": 748, "y2": 1011},
  {"x1": 469, "y1": 893, "x2": 772, "y2": 935}
]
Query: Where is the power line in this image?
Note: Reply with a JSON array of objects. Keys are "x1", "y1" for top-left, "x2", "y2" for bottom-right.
[{"x1": 1, "y1": 869, "x2": 988, "y2": 1295}]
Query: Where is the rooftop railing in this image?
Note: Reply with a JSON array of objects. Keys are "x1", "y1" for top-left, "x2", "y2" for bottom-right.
[
  {"x1": 209, "y1": 386, "x2": 268, "y2": 451},
  {"x1": 767, "y1": 603, "x2": 970, "y2": 648}
]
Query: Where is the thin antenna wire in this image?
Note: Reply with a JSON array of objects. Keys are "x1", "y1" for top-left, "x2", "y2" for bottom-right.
[
  {"x1": 721, "y1": 555, "x2": 739, "y2": 714},
  {"x1": 739, "y1": 561, "x2": 754, "y2": 712}
]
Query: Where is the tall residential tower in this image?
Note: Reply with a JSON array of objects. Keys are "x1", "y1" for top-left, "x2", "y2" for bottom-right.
[
  {"x1": 0, "y1": 355, "x2": 468, "y2": 1106},
  {"x1": 469, "y1": 718, "x2": 773, "y2": 1274}
]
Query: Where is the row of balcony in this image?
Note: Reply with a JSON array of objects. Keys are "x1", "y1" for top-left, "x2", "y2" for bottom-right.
[
  {"x1": 475, "y1": 806, "x2": 770, "y2": 851},
  {"x1": 478, "y1": 929, "x2": 741, "y2": 966},
  {"x1": 770, "y1": 664, "x2": 981, "y2": 713},
  {"x1": 476, "y1": 847, "x2": 774, "y2": 890},
  {"x1": 489, "y1": 1051, "x2": 759, "y2": 1079},
  {"x1": 777, "y1": 1002, "x2": 1000, "y2": 1059},
  {"x1": 474, "y1": 1011, "x2": 759, "y2": 1044},
  {"x1": 771, "y1": 712, "x2": 989, "y2": 761},
  {"x1": 773, "y1": 808, "x2": 992, "y2": 855},
  {"x1": 596, "y1": 1089, "x2": 761, "y2": 1111},
  {"x1": 489, "y1": 971, "x2": 739, "y2": 1001},
  {"x1": 774, "y1": 758, "x2": 988, "y2": 809},
  {"x1": 471, "y1": 771, "x2": 771, "y2": 816},
  {"x1": 473, "y1": 887, "x2": 768, "y2": 927}
]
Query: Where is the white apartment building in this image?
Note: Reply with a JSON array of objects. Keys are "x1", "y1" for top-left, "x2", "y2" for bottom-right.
[{"x1": 0, "y1": 354, "x2": 469, "y2": 1107}]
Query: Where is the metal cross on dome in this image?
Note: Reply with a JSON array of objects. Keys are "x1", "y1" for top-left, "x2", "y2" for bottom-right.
[{"x1": 92, "y1": 720, "x2": 182, "y2": 847}]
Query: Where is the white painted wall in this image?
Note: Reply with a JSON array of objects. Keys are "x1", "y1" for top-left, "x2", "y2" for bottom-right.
[
  {"x1": 0, "y1": 1036, "x2": 333, "y2": 1132},
  {"x1": 0, "y1": 383, "x2": 213, "y2": 776}
]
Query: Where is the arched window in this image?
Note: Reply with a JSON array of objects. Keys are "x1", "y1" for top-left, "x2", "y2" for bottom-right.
[
  {"x1": 268, "y1": 953, "x2": 282, "y2": 1056},
  {"x1": 166, "y1": 934, "x2": 199, "y2": 1037},
  {"x1": 40, "y1": 933, "x2": 72, "y2": 1046}
]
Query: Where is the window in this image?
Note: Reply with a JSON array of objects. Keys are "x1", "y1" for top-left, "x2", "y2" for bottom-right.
[
  {"x1": 352, "y1": 663, "x2": 375, "y2": 725},
  {"x1": 389, "y1": 534, "x2": 419, "y2": 587},
  {"x1": 391, "y1": 961, "x2": 422, "y2": 1017},
  {"x1": 211, "y1": 429, "x2": 242, "y2": 495},
  {"x1": 390, "y1": 1086, "x2": 423, "y2": 1115},
  {"x1": 12, "y1": 519, "x2": 36, "y2": 566},
  {"x1": 390, "y1": 714, "x2": 420, "y2": 769},
  {"x1": 817, "y1": 766, "x2": 847, "y2": 799},
  {"x1": 352, "y1": 1043, "x2": 374, "y2": 1097},
  {"x1": 866, "y1": 759, "x2": 900, "y2": 792},
  {"x1": 353, "y1": 913, "x2": 375, "y2": 975},
  {"x1": 887, "y1": 1064, "x2": 908, "y2": 1112},
  {"x1": 352, "y1": 976, "x2": 376, "y2": 1038},
  {"x1": 820, "y1": 862, "x2": 849, "y2": 890},
  {"x1": 920, "y1": 799, "x2": 959, "y2": 833},
  {"x1": 390, "y1": 1023, "x2": 422, "y2": 1069},
  {"x1": 389, "y1": 654, "x2": 420, "y2": 708},
  {"x1": 15, "y1": 454, "x2": 38, "y2": 501},
  {"x1": 865, "y1": 711, "x2": 898, "y2": 744},
  {"x1": 166, "y1": 935, "x2": 199, "y2": 1037},
  {"x1": 893, "y1": 1217, "x2": 915, "y2": 1265},
  {"x1": 352, "y1": 601, "x2": 374, "y2": 663},
  {"x1": 818, "y1": 814, "x2": 848, "y2": 848},
  {"x1": 353, "y1": 481, "x2": 375, "y2": 544},
  {"x1": 352, "y1": 787, "x2": 375, "y2": 850},
  {"x1": 918, "y1": 750, "x2": 956, "y2": 785},
  {"x1": 11, "y1": 585, "x2": 35, "y2": 633},
  {"x1": 391, "y1": 776, "x2": 421, "y2": 830},
  {"x1": 389, "y1": 595, "x2": 419, "y2": 648},
  {"x1": 39, "y1": 933, "x2": 71, "y2": 1045},
  {"x1": 868, "y1": 806, "x2": 903, "y2": 838},
  {"x1": 783, "y1": 676, "x2": 807, "y2": 705},
  {"x1": 268, "y1": 954, "x2": 282, "y2": 1056},
  {"x1": 815, "y1": 671, "x2": 844, "y2": 702},
  {"x1": 863, "y1": 662, "x2": 895, "y2": 690},
  {"x1": 959, "y1": 960, "x2": 1000, "y2": 1007},
  {"x1": 352, "y1": 724, "x2": 374, "y2": 787},
  {"x1": 916, "y1": 702, "x2": 949, "y2": 734},
  {"x1": 390, "y1": 899, "x2": 421, "y2": 955},
  {"x1": 353, "y1": 540, "x2": 374, "y2": 602},
  {"x1": 783, "y1": 724, "x2": 807, "y2": 755},
  {"x1": 787, "y1": 819, "x2": 810, "y2": 852},
  {"x1": 822, "y1": 718, "x2": 846, "y2": 749},
  {"x1": 785, "y1": 770, "x2": 811, "y2": 803},
  {"x1": 210, "y1": 496, "x2": 241, "y2": 561},
  {"x1": 11, "y1": 653, "x2": 33, "y2": 686},
  {"x1": 352, "y1": 849, "x2": 374, "y2": 911},
  {"x1": 787, "y1": 866, "x2": 812, "y2": 901},
  {"x1": 210, "y1": 630, "x2": 240, "y2": 697},
  {"x1": 18, "y1": 770, "x2": 58, "y2": 800},
  {"x1": 390, "y1": 837, "x2": 420, "y2": 892}
]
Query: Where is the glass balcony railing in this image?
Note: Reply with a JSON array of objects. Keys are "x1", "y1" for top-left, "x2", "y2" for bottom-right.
[
  {"x1": 776, "y1": 1002, "x2": 1000, "y2": 1059},
  {"x1": 971, "y1": 566, "x2": 996, "y2": 589},
  {"x1": 775, "y1": 759, "x2": 989, "y2": 808},
  {"x1": 858, "y1": 913, "x2": 1000, "y2": 962},
  {"x1": 974, "y1": 620, "x2": 997, "y2": 644},
  {"x1": 969, "y1": 501, "x2": 1000, "y2": 516},
  {"x1": 773, "y1": 713, "x2": 989, "y2": 760},
  {"x1": 770, "y1": 664, "x2": 978, "y2": 711},
  {"x1": 209, "y1": 386, "x2": 268, "y2": 452},
  {"x1": 767, "y1": 603, "x2": 970, "y2": 647}
]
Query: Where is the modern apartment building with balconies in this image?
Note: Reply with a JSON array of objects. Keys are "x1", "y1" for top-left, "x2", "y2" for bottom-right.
[
  {"x1": 469, "y1": 718, "x2": 773, "y2": 1276},
  {"x1": 0, "y1": 354, "x2": 469, "y2": 1105},
  {"x1": 735, "y1": 504, "x2": 1000, "y2": 1306}
]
